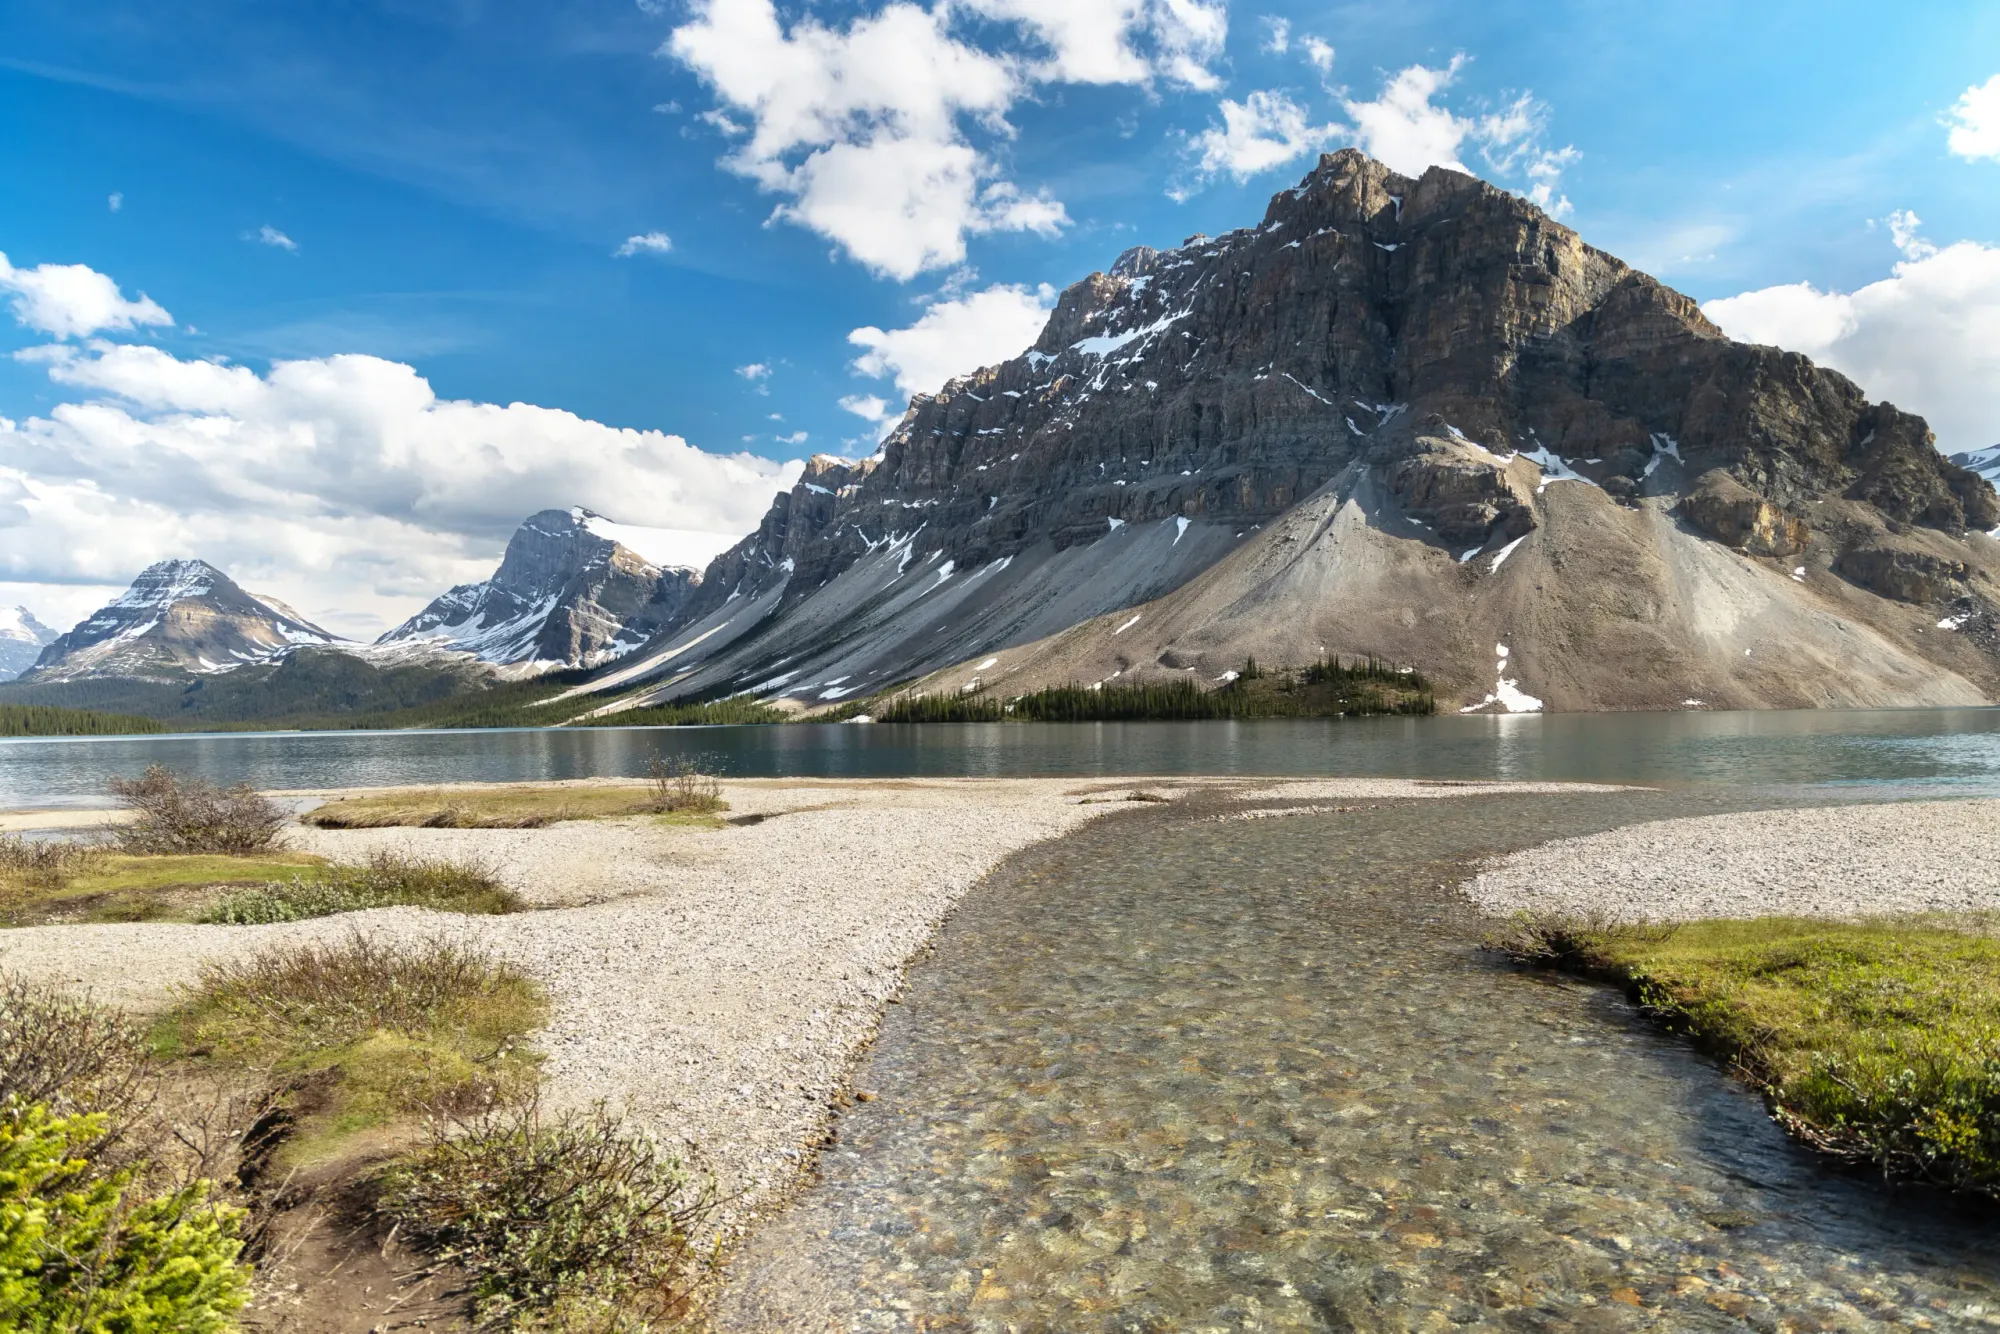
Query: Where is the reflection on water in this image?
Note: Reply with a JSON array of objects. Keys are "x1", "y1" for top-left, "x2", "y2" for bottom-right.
[
  {"x1": 718, "y1": 790, "x2": 2000, "y2": 1331},
  {"x1": 5, "y1": 708, "x2": 2000, "y2": 806}
]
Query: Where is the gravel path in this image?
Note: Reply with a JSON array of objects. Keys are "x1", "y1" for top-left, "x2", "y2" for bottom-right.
[
  {"x1": 1468, "y1": 798, "x2": 2000, "y2": 922},
  {"x1": 0, "y1": 774, "x2": 1616, "y2": 1232}
]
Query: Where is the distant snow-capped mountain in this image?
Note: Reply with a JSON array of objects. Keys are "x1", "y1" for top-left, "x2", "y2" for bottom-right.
[
  {"x1": 1951, "y1": 446, "x2": 2000, "y2": 489},
  {"x1": 0, "y1": 605, "x2": 58, "y2": 682},
  {"x1": 21, "y1": 559, "x2": 344, "y2": 683},
  {"x1": 378, "y1": 508, "x2": 702, "y2": 669}
]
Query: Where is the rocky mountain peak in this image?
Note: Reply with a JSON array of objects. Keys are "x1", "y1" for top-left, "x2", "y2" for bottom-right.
[
  {"x1": 379, "y1": 507, "x2": 701, "y2": 669},
  {"x1": 0, "y1": 605, "x2": 58, "y2": 682},
  {"x1": 581, "y1": 149, "x2": 2000, "y2": 715},
  {"x1": 24, "y1": 558, "x2": 342, "y2": 683}
]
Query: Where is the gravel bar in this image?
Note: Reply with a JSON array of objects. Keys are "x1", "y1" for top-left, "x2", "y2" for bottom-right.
[{"x1": 1468, "y1": 798, "x2": 2000, "y2": 922}]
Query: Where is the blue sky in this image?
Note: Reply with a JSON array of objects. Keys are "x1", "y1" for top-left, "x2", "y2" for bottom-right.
[{"x1": 1, "y1": 0, "x2": 1997, "y2": 635}]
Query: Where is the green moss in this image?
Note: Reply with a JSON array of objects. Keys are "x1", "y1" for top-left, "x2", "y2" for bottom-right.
[{"x1": 1492, "y1": 915, "x2": 2000, "y2": 1194}]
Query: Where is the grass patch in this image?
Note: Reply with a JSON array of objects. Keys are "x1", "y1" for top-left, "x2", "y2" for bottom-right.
[
  {"x1": 202, "y1": 852, "x2": 522, "y2": 924},
  {"x1": 381, "y1": 1102, "x2": 713, "y2": 1329},
  {"x1": 878, "y1": 656, "x2": 1436, "y2": 723},
  {"x1": 0, "y1": 847, "x2": 331, "y2": 926},
  {"x1": 306, "y1": 778, "x2": 728, "y2": 829},
  {"x1": 1490, "y1": 913, "x2": 2000, "y2": 1196},
  {"x1": 0, "y1": 702, "x2": 166, "y2": 736},
  {"x1": 155, "y1": 935, "x2": 546, "y2": 1168}
]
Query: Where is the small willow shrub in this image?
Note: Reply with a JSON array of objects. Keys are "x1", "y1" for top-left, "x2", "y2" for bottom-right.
[
  {"x1": 381, "y1": 1103, "x2": 711, "y2": 1329},
  {"x1": 109, "y1": 765, "x2": 287, "y2": 855}
]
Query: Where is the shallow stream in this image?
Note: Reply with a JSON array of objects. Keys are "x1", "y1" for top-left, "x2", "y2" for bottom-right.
[{"x1": 718, "y1": 789, "x2": 2000, "y2": 1331}]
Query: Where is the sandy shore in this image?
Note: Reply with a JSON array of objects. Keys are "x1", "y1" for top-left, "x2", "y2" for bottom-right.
[
  {"x1": 1469, "y1": 797, "x2": 2000, "y2": 922},
  {"x1": 0, "y1": 774, "x2": 1596, "y2": 1231}
]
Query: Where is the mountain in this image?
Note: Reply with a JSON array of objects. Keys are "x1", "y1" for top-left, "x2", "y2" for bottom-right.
[
  {"x1": 0, "y1": 606, "x2": 57, "y2": 682},
  {"x1": 574, "y1": 150, "x2": 2000, "y2": 715},
  {"x1": 1951, "y1": 446, "x2": 2000, "y2": 496},
  {"x1": 378, "y1": 507, "x2": 701, "y2": 670},
  {"x1": 21, "y1": 559, "x2": 344, "y2": 683}
]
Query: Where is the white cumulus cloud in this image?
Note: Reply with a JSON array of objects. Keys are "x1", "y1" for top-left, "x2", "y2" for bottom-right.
[
  {"x1": 1947, "y1": 73, "x2": 2000, "y2": 161},
  {"x1": 1300, "y1": 36, "x2": 1333, "y2": 74},
  {"x1": 251, "y1": 225, "x2": 299, "y2": 252},
  {"x1": 1340, "y1": 58, "x2": 1577, "y2": 216},
  {"x1": 666, "y1": 0, "x2": 1223, "y2": 279},
  {"x1": 1702, "y1": 214, "x2": 2000, "y2": 455},
  {"x1": 2, "y1": 341, "x2": 802, "y2": 637},
  {"x1": 1188, "y1": 90, "x2": 1337, "y2": 182},
  {"x1": 0, "y1": 253, "x2": 173, "y2": 340},
  {"x1": 615, "y1": 231, "x2": 674, "y2": 256},
  {"x1": 849, "y1": 281, "x2": 1055, "y2": 397}
]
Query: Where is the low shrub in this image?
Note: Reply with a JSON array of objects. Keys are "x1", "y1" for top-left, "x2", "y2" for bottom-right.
[
  {"x1": 202, "y1": 852, "x2": 521, "y2": 924},
  {"x1": 380, "y1": 1102, "x2": 711, "y2": 1329},
  {"x1": 109, "y1": 766, "x2": 288, "y2": 855},
  {"x1": 0, "y1": 975, "x2": 154, "y2": 1155},
  {"x1": 0, "y1": 1101, "x2": 250, "y2": 1332},
  {"x1": 646, "y1": 756, "x2": 724, "y2": 814},
  {"x1": 0, "y1": 834, "x2": 106, "y2": 889},
  {"x1": 1490, "y1": 912, "x2": 2000, "y2": 1196}
]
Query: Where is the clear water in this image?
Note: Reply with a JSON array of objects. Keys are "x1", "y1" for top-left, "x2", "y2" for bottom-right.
[
  {"x1": 6, "y1": 707, "x2": 2000, "y2": 808},
  {"x1": 719, "y1": 789, "x2": 2000, "y2": 1331}
]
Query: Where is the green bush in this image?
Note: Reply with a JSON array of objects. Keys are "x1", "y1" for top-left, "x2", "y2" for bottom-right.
[
  {"x1": 0, "y1": 1101, "x2": 249, "y2": 1332},
  {"x1": 380, "y1": 1103, "x2": 711, "y2": 1329}
]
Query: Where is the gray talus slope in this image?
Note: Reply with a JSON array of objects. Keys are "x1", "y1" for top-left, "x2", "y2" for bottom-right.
[{"x1": 901, "y1": 467, "x2": 1990, "y2": 712}]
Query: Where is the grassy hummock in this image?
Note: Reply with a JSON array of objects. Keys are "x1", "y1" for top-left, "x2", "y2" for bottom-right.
[
  {"x1": 154, "y1": 935, "x2": 547, "y2": 1167},
  {"x1": 0, "y1": 838, "x2": 516, "y2": 927},
  {"x1": 201, "y1": 852, "x2": 522, "y2": 924},
  {"x1": 304, "y1": 779, "x2": 727, "y2": 829},
  {"x1": 1491, "y1": 913, "x2": 2000, "y2": 1196}
]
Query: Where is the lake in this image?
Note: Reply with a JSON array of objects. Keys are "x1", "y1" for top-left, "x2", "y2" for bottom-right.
[{"x1": 4, "y1": 707, "x2": 2000, "y2": 807}]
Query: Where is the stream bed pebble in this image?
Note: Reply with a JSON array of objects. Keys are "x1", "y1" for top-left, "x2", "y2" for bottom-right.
[{"x1": 717, "y1": 789, "x2": 2000, "y2": 1331}]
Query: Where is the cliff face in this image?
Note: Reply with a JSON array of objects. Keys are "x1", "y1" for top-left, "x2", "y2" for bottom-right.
[
  {"x1": 23, "y1": 560, "x2": 344, "y2": 683},
  {"x1": 380, "y1": 508, "x2": 700, "y2": 670},
  {"x1": 581, "y1": 151, "x2": 2000, "y2": 713}
]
